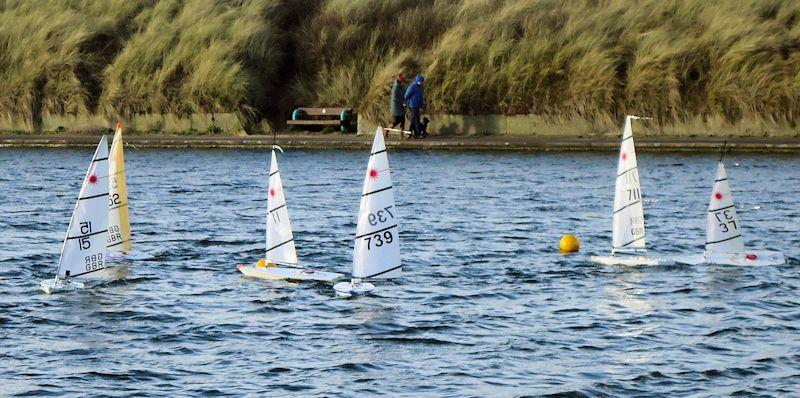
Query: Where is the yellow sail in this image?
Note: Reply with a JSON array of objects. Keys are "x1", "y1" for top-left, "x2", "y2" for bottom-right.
[{"x1": 108, "y1": 122, "x2": 132, "y2": 253}]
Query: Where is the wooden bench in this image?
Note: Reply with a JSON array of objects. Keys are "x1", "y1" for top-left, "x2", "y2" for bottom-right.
[{"x1": 287, "y1": 107, "x2": 356, "y2": 132}]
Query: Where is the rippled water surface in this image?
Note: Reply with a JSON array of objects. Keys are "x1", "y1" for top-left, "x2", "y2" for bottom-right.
[{"x1": 1, "y1": 146, "x2": 798, "y2": 396}]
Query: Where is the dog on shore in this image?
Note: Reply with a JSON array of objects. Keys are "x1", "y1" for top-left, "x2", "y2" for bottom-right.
[{"x1": 418, "y1": 116, "x2": 429, "y2": 138}]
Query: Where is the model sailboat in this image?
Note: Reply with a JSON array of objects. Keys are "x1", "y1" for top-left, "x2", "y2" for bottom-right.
[
  {"x1": 237, "y1": 146, "x2": 343, "y2": 282},
  {"x1": 334, "y1": 128, "x2": 401, "y2": 297},
  {"x1": 676, "y1": 157, "x2": 785, "y2": 266},
  {"x1": 40, "y1": 136, "x2": 110, "y2": 293},
  {"x1": 106, "y1": 122, "x2": 134, "y2": 261},
  {"x1": 591, "y1": 115, "x2": 672, "y2": 266}
]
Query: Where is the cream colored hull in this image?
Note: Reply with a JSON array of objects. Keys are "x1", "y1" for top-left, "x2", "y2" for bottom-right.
[{"x1": 237, "y1": 263, "x2": 343, "y2": 282}]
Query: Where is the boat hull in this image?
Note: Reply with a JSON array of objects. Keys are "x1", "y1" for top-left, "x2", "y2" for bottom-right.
[
  {"x1": 675, "y1": 251, "x2": 785, "y2": 266},
  {"x1": 333, "y1": 281, "x2": 375, "y2": 298},
  {"x1": 672, "y1": 254, "x2": 706, "y2": 265},
  {"x1": 40, "y1": 278, "x2": 92, "y2": 294},
  {"x1": 237, "y1": 263, "x2": 343, "y2": 282},
  {"x1": 590, "y1": 255, "x2": 674, "y2": 266}
]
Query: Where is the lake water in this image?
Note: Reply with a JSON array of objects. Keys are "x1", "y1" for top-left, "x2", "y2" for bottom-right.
[{"x1": 0, "y1": 146, "x2": 798, "y2": 396}]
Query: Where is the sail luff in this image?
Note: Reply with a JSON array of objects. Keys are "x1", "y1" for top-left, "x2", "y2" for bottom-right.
[
  {"x1": 265, "y1": 149, "x2": 298, "y2": 265},
  {"x1": 352, "y1": 128, "x2": 401, "y2": 279},
  {"x1": 612, "y1": 115, "x2": 646, "y2": 251},
  {"x1": 55, "y1": 135, "x2": 110, "y2": 279},
  {"x1": 705, "y1": 162, "x2": 745, "y2": 253},
  {"x1": 108, "y1": 123, "x2": 132, "y2": 253}
]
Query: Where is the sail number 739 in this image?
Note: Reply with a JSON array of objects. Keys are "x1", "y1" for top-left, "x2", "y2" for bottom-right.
[
  {"x1": 368, "y1": 206, "x2": 394, "y2": 226},
  {"x1": 365, "y1": 231, "x2": 393, "y2": 250}
]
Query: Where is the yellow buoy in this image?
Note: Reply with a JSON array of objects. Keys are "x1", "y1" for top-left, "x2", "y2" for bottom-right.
[
  {"x1": 255, "y1": 258, "x2": 266, "y2": 267},
  {"x1": 559, "y1": 234, "x2": 580, "y2": 253}
]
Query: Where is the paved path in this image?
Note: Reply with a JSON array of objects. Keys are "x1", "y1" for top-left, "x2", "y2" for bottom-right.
[{"x1": 1, "y1": 133, "x2": 798, "y2": 152}]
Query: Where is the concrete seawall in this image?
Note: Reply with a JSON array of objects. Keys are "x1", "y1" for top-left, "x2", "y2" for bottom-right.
[{"x1": 1, "y1": 134, "x2": 798, "y2": 152}]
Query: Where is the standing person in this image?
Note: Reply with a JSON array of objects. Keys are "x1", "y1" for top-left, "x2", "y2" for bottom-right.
[
  {"x1": 404, "y1": 74, "x2": 425, "y2": 139},
  {"x1": 389, "y1": 73, "x2": 406, "y2": 137}
]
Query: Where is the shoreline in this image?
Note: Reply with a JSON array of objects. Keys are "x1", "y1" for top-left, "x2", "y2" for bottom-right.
[{"x1": 1, "y1": 133, "x2": 799, "y2": 152}]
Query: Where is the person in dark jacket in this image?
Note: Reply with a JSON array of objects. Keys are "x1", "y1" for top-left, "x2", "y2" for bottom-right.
[
  {"x1": 404, "y1": 74, "x2": 425, "y2": 139},
  {"x1": 389, "y1": 73, "x2": 406, "y2": 135}
]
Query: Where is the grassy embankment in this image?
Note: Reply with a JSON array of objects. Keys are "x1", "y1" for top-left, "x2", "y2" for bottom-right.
[{"x1": 1, "y1": 0, "x2": 800, "y2": 137}]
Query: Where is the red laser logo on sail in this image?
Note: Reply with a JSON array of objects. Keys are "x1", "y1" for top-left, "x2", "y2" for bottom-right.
[
  {"x1": 269, "y1": 188, "x2": 276, "y2": 198},
  {"x1": 714, "y1": 192, "x2": 723, "y2": 200},
  {"x1": 621, "y1": 152, "x2": 628, "y2": 161},
  {"x1": 88, "y1": 174, "x2": 98, "y2": 185},
  {"x1": 369, "y1": 168, "x2": 379, "y2": 180}
]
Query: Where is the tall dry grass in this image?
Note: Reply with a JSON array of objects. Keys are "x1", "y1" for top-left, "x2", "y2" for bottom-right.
[{"x1": 1, "y1": 0, "x2": 800, "y2": 131}]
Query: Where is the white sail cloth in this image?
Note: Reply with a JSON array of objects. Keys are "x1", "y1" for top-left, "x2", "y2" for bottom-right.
[
  {"x1": 352, "y1": 128, "x2": 401, "y2": 279},
  {"x1": 107, "y1": 123, "x2": 132, "y2": 255},
  {"x1": 56, "y1": 136, "x2": 110, "y2": 280},
  {"x1": 612, "y1": 115, "x2": 646, "y2": 252},
  {"x1": 705, "y1": 162, "x2": 744, "y2": 253},
  {"x1": 265, "y1": 149, "x2": 298, "y2": 265},
  {"x1": 674, "y1": 161, "x2": 785, "y2": 266},
  {"x1": 591, "y1": 116, "x2": 674, "y2": 266}
]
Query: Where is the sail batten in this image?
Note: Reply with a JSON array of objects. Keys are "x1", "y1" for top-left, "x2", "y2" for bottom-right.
[
  {"x1": 55, "y1": 136, "x2": 110, "y2": 280},
  {"x1": 352, "y1": 129, "x2": 401, "y2": 279},
  {"x1": 611, "y1": 116, "x2": 647, "y2": 251},
  {"x1": 265, "y1": 149, "x2": 298, "y2": 266},
  {"x1": 108, "y1": 123, "x2": 132, "y2": 254},
  {"x1": 705, "y1": 162, "x2": 745, "y2": 253}
]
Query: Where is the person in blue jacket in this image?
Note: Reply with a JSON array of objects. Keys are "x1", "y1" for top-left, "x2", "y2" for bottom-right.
[{"x1": 404, "y1": 74, "x2": 425, "y2": 139}]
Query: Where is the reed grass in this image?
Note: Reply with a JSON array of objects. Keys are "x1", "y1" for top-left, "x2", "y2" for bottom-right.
[{"x1": 1, "y1": 0, "x2": 799, "y2": 132}]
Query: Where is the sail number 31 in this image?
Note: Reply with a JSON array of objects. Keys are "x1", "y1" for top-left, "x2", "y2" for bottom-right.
[{"x1": 713, "y1": 210, "x2": 738, "y2": 233}]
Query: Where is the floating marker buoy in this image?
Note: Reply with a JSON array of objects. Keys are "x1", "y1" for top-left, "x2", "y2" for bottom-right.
[
  {"x1": 559, "y1": 234, "x2": 580, "y2": 253},
  {"x1": 255, "y1": 258, "x2": 266, "y2": 267}
]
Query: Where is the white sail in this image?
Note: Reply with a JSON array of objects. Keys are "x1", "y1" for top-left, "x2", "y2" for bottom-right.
[
  {"x1": 107, "y1": 122, "x2": 132, "y2": 254},
  {"x1": 265, "y1": 149, "x2": 298, "y2": 265},
  {"x1": 352, "y1": 128, "x2": 401, "y2": 279},
  {"x1": 56, "y1": 136, "x2": 110, "y2": 280},
  {"x1": 705, "y1": 162, "x2": 745, "y2": 253},
  {"x1": 612, "y1": 115, "x2": 646, "y2": 252}
]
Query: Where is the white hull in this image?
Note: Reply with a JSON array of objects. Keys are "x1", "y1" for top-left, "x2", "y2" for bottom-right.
[
  {"x1": 675, "y1": 251, "x2": 785, "y2": 266},
  {"x1": 590, "y1": 255, "x2": 674, "y2": 266},
  {"x1": 40, "y1": 278, "x2": 93, "y2": 294},
  {"x1": 333, "y1": 281, "x2": 375, "y2": 298},
  {"x1": 237, "y1": 263, "x2": 343, "y2": 282},
  {"x1": 672, "y1": 254, "x2": 706, "y2": 265}
]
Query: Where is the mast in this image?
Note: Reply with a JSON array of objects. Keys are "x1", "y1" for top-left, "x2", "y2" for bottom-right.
[
  {"x1": 108, "y1": 122, "x2": 132, "y2": 254},
  {"x1": 55, "y1": 136, "x2": 110, "y2": 280},
  {"x1": 265, "y1": 147, "x2": 298, "y2": 266},
  {"x1": 611, "y1": 115, "x2": 647, "y2": 254},
  {"x1": 352, "y1": 128, "x2": 401, "y2": 280}
]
